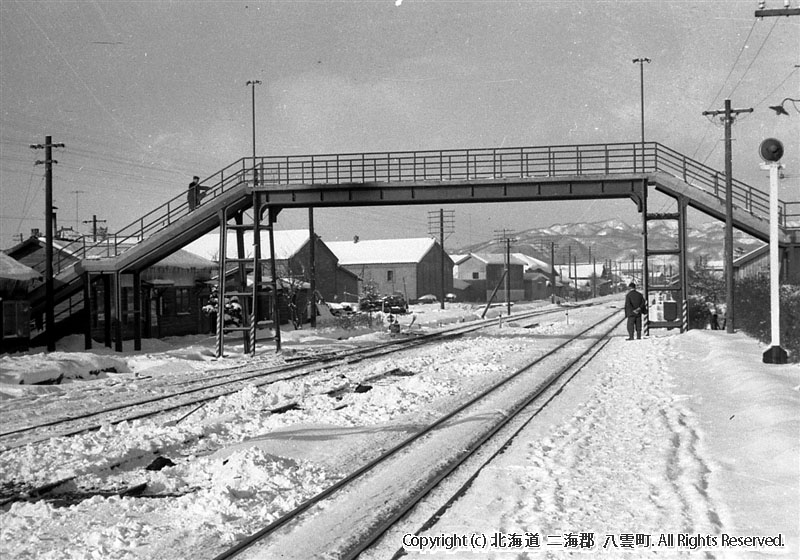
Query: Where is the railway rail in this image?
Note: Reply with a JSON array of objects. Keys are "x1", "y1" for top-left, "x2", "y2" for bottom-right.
[
  {"x1": 0, "y1": 304, "x2": 577, "y2": 450},
  {"x1": 211, "y1": 306, "x2": 623, "y2": 559}
]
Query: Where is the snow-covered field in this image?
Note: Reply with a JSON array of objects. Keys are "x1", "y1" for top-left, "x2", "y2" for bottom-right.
[{"x1": 0, "y1": 299, "x2": 797, "y2": 559}]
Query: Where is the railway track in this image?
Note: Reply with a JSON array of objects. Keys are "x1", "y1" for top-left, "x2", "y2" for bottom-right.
[
  {"x1": 0, "y1": 305, "x2": 574, "y2": 449},
  {"x1": 210, "y1": 306, "x2": 623, "y2": 559}
]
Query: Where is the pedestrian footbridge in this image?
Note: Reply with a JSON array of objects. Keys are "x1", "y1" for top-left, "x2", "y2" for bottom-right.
[{"x1": 23, "y1": 142, "x2": 800, "y2": 354}]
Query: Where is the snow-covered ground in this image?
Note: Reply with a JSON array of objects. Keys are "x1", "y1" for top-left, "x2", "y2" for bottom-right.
[{"x1": 0, "y1": 299, "x2": 797, "y2": 559}]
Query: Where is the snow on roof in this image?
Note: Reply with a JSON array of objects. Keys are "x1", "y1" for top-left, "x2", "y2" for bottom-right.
[
  {"x1": 468, "y1": 252, "x2": 528, "y2": 266},
  {"x1": 0, "y1": 252, "x2": 40, "y2": 281},
  {"x1": 450, "y1": 254, "x2": 470, "y2": 265},
  {"x1": 511, "y1": 253, "x2": 554, "y2": 274},
  {"x1": 327, "y1": 237, "x2": 437, "y2": 265},
  {"x1": 154, "y1": 249, "x2": 215, "y2": 269},
  {"x1": 183, "y1": 229, "x2": 309, "y2": 261}
]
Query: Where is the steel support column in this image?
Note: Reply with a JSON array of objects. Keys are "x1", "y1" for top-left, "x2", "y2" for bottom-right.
[
  {"x1": 267, "y1": 206, "x2": 281, "y2": 352},
  {"x1": 215, "y1": 208, "x2": 228, "y2": 358},
  {"x1": 133, "y1": 270, "x2": 142, "y2": 351},
  {"x1": 251, "y1": 192, "x2": 262, "y2": 355},
  {"x1": 83, "y1": 272, "x2": 92, "y2": 350},
  {"x1": 641, "y1": 180, "x2": 650, "y2": 336},
  {"x1": 114, "y1": 272, "x2": 123, "y2": 352},
  {"x1": 103, "y1": 274, "x2": 112, "y2": 348},
  {"x1": 678, "y1": 197, "x2": 689, "y2": 332},
  {"x1": 234, "y1": 211, "x2": 251, "y2": 355}
]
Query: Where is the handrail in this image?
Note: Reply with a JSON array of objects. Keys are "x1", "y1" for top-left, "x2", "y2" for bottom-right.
[{"x1": 36, "y1": 142, "x2": 793, "y2": 276}]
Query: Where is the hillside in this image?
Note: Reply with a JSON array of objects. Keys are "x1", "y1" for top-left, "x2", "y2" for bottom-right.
[{"x1": 456, "y1": 219, "x2": 764, "y2": 267}]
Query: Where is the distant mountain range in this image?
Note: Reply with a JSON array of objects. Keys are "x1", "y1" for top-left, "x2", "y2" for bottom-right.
[{"x1": 455, "y1": 219, "x2": 764, "y2": 268}]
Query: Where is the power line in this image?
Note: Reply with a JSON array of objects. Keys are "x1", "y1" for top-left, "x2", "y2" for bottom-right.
[
  {"x1": 705, "y1": 19, "x2": 758, "y2": 112},
  {"x1": 725, "y1": 18, "x2": 780, "y2": 101},
  {"x1": 753, "y1": 64, "x2": 800, "y2": 109}
]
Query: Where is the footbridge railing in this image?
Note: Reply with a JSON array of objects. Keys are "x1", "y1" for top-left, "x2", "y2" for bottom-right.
[{"x1": 44, "y1": 142, "x2": 796, "y2": 275}]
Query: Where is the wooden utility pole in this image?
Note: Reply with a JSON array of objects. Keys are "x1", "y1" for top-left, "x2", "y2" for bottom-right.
[
  {"x1": 82, "y1": 215, "x2": 107, "y2": 242},
  {"x1": 31, "y1": 136, "x2": 65, "y2": 352},
  {"x1": 755, "y1": 2, "x2": 800, "y2": 17},
  {"x1": 428, "y1": 209, "x2": 454, "y2": 309},
  {"x1": 702, "y1": 99, "x2": 753, "y2": 333}
]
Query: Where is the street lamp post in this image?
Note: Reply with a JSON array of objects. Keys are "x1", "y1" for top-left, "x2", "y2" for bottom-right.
[
  {"x1": 769, "y1": 98, "x2": 800, "y2": 116},
  {"x1": 246, "y1": 80, "x2": 261, "y2": 185},
  {"x1": 632, "y1": 57, "x2": 650, "y2": 170}
]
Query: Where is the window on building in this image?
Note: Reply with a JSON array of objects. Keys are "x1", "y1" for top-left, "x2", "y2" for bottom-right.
[
  {"x1": 175, "y1": 287, "x2": 191, "y2": 314},
  {"x1": 472, "y1": 272, "x2": 480, "y2": 279},
  {"x1": 387, "y1": 270, "x2": 394, "y2": 282}
]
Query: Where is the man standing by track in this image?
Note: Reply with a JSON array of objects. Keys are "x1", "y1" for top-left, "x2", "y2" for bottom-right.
[{"x1": 624, "y1": 282, "x2": 646, "y2": 340}]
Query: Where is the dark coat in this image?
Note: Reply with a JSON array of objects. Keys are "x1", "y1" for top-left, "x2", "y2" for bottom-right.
[{"x1": 625, "y1": 289, "x2": 646, "y2": 317}]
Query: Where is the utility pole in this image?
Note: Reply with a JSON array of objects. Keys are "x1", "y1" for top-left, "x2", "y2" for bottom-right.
[
  {"x1": 755, "y1": 1, "x2": 800, "y2": 17},
  {"x1": 494, "y1": 229, "x2": 517, "y2": 315},
  {"x1": 428, "y1": 209, "x2": 454, "y2": 309},
  {"x1": 31, "y1": 136, "x2": 65, "y2": 352},
  {"x1": 702, "y1": 99, "x2": 753, "y2": 334},
  {"x1": 83, "y1": 215, "x2": 107, "y2": 242}
]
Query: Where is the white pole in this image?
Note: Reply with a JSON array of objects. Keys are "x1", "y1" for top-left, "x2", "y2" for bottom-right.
[
  {"x1": 769, "y1": 163, "x2": 781, "y2": 348},
  {"x1": 762, "y1": 160, "x2": 787, "y2": 364}
]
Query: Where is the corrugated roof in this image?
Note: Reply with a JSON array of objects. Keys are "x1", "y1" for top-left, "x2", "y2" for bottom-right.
[
  {"x1": 327, "y1": 237, "x2": 437, "y2": 265},
  {"x1": 183, "y1": 229, "x2": 309, "y2": 261}
]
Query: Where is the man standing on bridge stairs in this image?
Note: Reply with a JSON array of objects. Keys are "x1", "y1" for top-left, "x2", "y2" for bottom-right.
[
  {"x1": 187, "y1": 175, "x2": 209, "y2": 211},
  {"x1": 624, "y1": 282, "x2": 646, "y2": 340}
]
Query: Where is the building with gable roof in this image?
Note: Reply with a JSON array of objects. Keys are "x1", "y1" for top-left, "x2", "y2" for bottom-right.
[
  {"x1": 1, "y1": 252, "x2": 41, "y2": 352},
  {"x1": 326, "y1": 237, "x2": 453, "y2": 302},
  {"x1": 5, "y1": 232, "x2": 218, "y2": 343},
  {"x1": 454, "y1": 253, "x2": 526, "y2": 302},
  {"x1": 183, "y1": 229, "x2": 357, "y2": 304}
]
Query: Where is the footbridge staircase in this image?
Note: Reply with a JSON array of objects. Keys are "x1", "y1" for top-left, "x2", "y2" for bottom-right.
[{"x1": 19, "y1": 142, "x2": 800, "y2": 354}]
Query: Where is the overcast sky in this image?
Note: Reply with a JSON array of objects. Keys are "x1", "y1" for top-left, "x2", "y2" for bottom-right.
[{"x1": 1, "y1": 0, "x2": 797, "y2": 251}]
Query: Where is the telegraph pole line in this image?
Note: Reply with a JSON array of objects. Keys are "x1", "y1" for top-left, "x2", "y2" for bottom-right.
[
  {"x1": 31, "y1": 136, "x2": 65, "y2": 352},
  {"x1": 702, "y1": 99, "x2": 753, "y2": 334}
]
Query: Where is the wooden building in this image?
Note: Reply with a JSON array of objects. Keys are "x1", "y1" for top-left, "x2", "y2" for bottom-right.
[{"x1": 326, "y1": 237, "x2": 453, "y2": 301}]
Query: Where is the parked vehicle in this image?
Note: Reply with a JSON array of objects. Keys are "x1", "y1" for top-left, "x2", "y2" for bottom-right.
[{"x1": 381, "y1": 294, "x2": 408, "y2": 314}]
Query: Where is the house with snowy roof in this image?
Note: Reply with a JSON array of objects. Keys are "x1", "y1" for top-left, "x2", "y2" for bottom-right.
[
  {"x1": 326, "y1": 237, "x2": 453, "y2": 302},
  {"x1": 183, "y1": 229, "x2": 357, "y2": 304},
  {"x1": 453, "y1": 253, "x2": 526, "y2": 302},
  {"x1": 511, "y1": 253, "x2": 563, "y2": 300}
]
